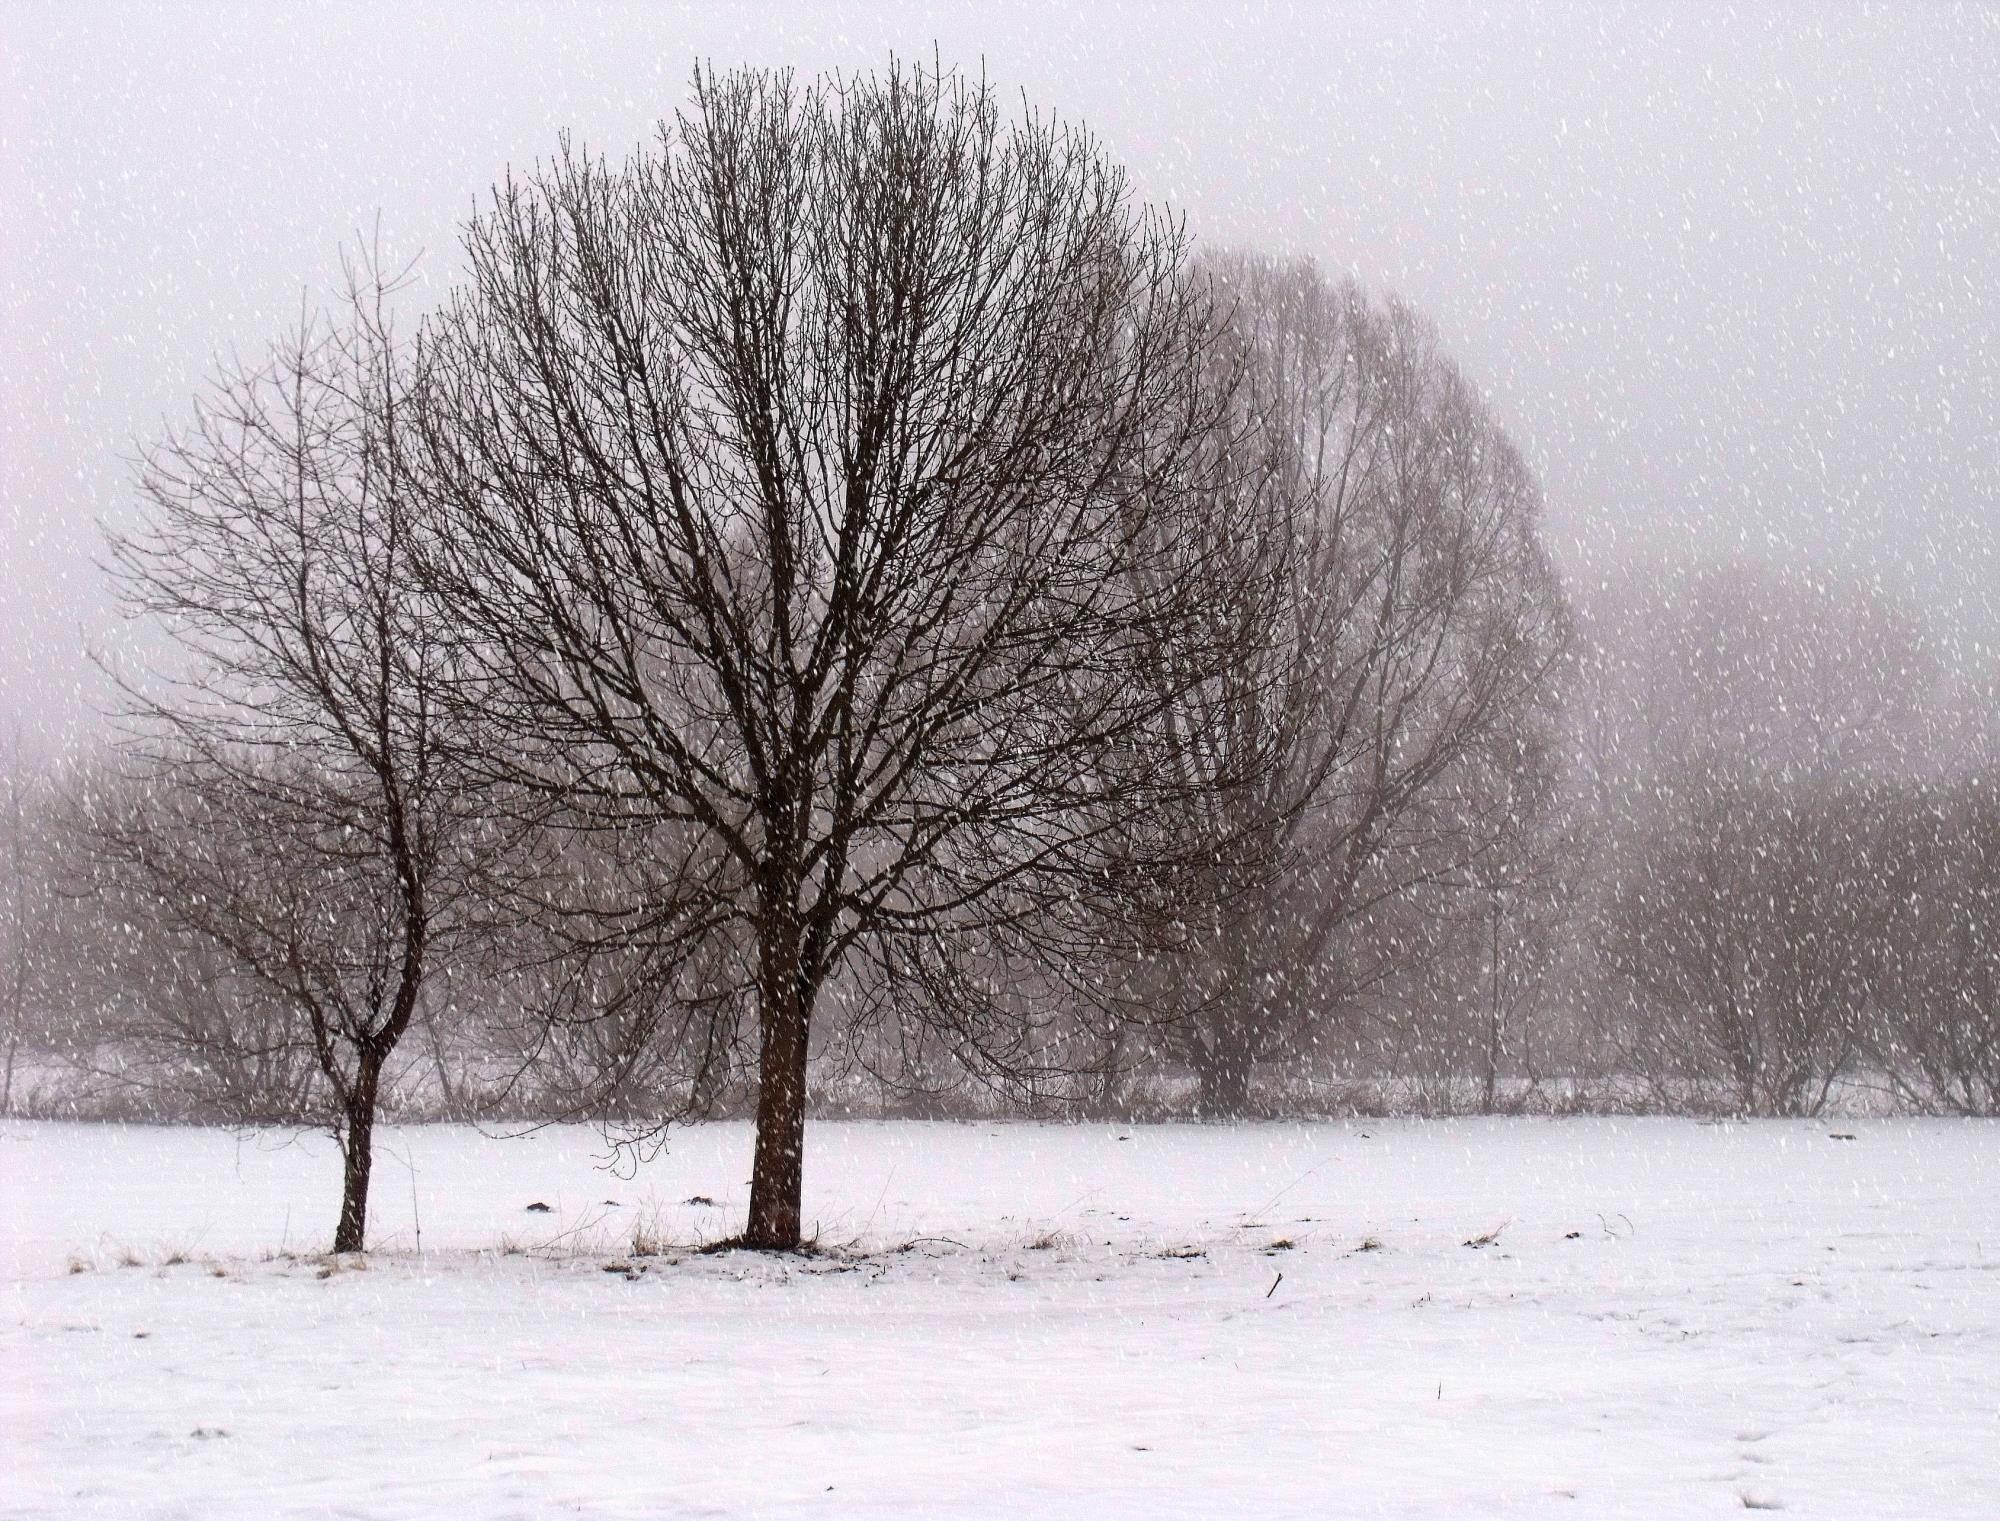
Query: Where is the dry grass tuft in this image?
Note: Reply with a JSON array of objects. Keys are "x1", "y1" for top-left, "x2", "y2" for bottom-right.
[{"x1": 629, "y1": 1209, "x2": 672, "y2": 1258}]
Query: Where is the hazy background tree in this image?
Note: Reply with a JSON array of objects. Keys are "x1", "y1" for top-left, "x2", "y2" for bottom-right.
[
  {"x1": 1598, "y1": 776, "x2": 1900, "y2": 1115},
  {"x1": 0, "y1": 746, "x2": 54, "y2": 1110},
  {"x1": 1340, "y1": 700, "x2": 1576, "y2": 1114},
  {"x1": 1568, "y1": 558, "x2": 1943, "y2": 802},
  {"x1": 55, "y1": 765, "x2": 339, "y2": 1122},
  {"x1": 1116, "y1": 255, "x2": 1569, "y2": 1116},
  {"x1": 1873, "y1": 774, "x2": 2000, "y2": 1115},
  {"x1": 467, "y1": 817, "x2": 754, "y2": 1123},
  {"x1": 1563, "y1": 559, "x2": 1962, "y2": 1111}
]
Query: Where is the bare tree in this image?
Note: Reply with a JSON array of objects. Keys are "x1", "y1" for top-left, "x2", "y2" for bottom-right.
[
  {"x1": 1600, "y1": 775, "x2": 1898, "y2": 1116},
  {"x1": 1566, "y1": 561, "x2": 1950, "y2": 1111},
  {"x1": 409, "y1": 63, "x2": 1239, "y2": 1248},
  {"x1": 1568, "y1": 559, "x2": 1941, "y2": 808},
  {"x1": 1353, "y1": 708, "x2": 1577, "y2": 1115},
  {"x1": 1876, "y1": 773, "x2": 2000, "y2": 1115},
  {"x1": 1115, "y1": 255, "x2": 1569, "y2": 1116},
  {"x1": 100, "y1": 246, "x2": 478, "y2": 1251},
  {"x1": 0, "y1": 744, "x2": 49, "y2": 1111},
  {"x1": 60, "y1": 764, "x2": 372, "y2": 1123}
]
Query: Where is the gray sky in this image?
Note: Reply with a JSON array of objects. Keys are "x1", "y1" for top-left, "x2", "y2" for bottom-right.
[{"x1": 4, "y1": 2, "x2": 1996, "y2": 756}]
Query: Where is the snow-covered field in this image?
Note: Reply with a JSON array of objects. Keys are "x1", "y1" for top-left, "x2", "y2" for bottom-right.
[{"x1": 3, "y1": 1118, "x2": 1996, "y2": 1518}]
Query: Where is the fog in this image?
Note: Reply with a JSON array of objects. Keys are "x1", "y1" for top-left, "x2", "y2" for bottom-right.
[{"x1": 3, "y1": 3, "x2": 1996, "y2": 754}]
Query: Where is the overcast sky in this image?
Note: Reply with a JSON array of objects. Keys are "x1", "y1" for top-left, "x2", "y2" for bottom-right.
[{"x1": 4, "y1": 2, "x2": 1995, "y2": 756}]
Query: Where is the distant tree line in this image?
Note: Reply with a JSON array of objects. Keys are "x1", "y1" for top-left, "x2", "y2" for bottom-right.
[{"x1": 1, "y1": 62, "x2": 1994, "y2": 1254}]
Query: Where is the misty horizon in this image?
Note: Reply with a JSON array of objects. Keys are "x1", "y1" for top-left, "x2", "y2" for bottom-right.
[{"x1": 4, "y1": 3, "x2": 1997, "y2": 759}]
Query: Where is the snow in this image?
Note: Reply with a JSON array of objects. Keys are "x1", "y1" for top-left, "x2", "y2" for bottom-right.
[{"x1": 4, "y1": 1117, "x2": 1997, "y2": 1518}]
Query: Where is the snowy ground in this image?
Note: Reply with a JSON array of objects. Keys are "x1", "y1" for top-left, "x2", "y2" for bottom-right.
[{"x1": 3, "y1": 1118, "x2": 1996, "y2": 1518}]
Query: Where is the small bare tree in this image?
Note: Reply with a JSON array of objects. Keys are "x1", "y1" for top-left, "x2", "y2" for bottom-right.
[
  {"x1": 1600, "y1": 775, "x2": 1897, "y2": 1116},
  {"x1": 100, "y1": 246, "x2": 478, "y2": 1251},
  {"x1": 410, "y1": 62, "x2": 1241, "y2": 1249},
  {"x1": 1876, "y1": 773, "x2": 2000, "y2": 1115}
]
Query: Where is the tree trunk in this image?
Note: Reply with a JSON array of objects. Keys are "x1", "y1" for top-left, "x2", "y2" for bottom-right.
[
  {"x1": 1196, "y1": 1027, "x2": 1254, "y2": 1119},
  {"x1": 1482, "y1": 889, "x2": 1504, "y2": 1115},
  {"x1": 744, "y1": 905, "x2": 811, "y2": 1250},
  {"x1": 1193, "y1": 926, "x2": 1262, "y2": 1120},
  {"x1": 332, "y1": 1059, "x2": 382, "y2": 1254},
  {"x1": 0, "y1": 1029, "x2": 17, "y2": 1114}
]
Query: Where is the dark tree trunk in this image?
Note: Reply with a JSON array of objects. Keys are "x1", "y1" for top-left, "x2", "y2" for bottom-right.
[
  {"x1": 1196, "y1": 960, "x2": 1260, "y2": 1119},
  {"x1": 1482, "y1": 890, "x2": 1504, "y2": 1115},
  {"x1": 332, "y1": 1058, "x2": 383, "y2": 1253},
  {"x1": 329, "y1": 896, "x2": 424, "y2": 1254},
  {"x1": 1196, "y1": 1032, "x2": 1255, "y2": 1119},
  {"x1": 744, "y1": 903, "x2": 811, "y2": 1250},
  {"x1": 1, "y1": 1030, "x2": 17, "y2": 1114}
]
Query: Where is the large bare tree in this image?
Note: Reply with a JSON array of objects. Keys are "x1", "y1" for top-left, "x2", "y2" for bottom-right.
[
  {"x1": 101, "y1": 249, "x2": 477, "y2": 1252},
  {"x1": 410, "y1": 63, "x2": 1239, "y2": 1248}
]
